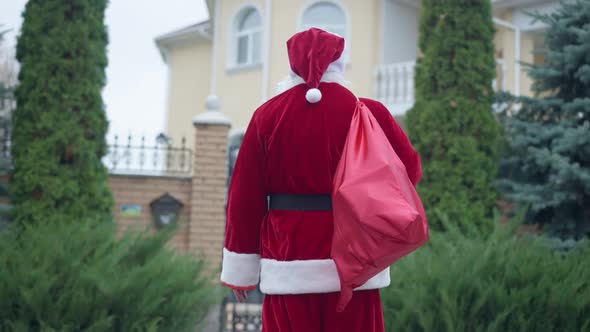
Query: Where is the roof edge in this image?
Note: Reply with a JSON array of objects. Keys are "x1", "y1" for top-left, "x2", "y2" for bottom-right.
[{"x1": 154, "y1": 20, "x2": 212, "y2": 63}]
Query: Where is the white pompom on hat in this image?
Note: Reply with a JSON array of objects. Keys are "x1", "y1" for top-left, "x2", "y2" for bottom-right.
[
  {"x1": 286, "y1": 28, "x2": 346, "y2": 104},
  {"x1": 305, "y1": 88, "x2": 322, "y2": 103}
]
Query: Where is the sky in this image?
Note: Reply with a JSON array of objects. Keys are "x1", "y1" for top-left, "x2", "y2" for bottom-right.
[{"x1": 0, "y1": 0, "x2": 209, "y2": 143}]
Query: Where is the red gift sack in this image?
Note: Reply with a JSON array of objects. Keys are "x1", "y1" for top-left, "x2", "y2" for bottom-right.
[{"x1": 331, "y1": 100, "x2": 429, "y2": 312}]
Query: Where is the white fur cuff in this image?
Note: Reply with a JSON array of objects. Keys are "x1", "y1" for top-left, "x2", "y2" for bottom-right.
[
  {"x1": 220, "y1": 248, "x2": 261, "y2": 288},
  {"x1": 259, "y1": 258, "x2": 390, "y2": 294}
]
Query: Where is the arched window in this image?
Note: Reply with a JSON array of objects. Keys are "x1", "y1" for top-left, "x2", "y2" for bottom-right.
[
  {"x1": 232, "y1": 7, "x2": 263, "y2": 67},
  {"x1": 301, "y1": 2, "x2": 349, "y2": 59}
]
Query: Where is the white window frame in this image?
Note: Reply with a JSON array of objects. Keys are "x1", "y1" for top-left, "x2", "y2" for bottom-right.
[
  {"x1": 299, "y1": 0, "x2": 351, "y2": 63},
  {"x1": 229, "y1": 5, "x2": 264, "y2": 72}
]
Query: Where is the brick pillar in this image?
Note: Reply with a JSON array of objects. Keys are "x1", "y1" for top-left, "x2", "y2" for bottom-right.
[{"x1": 189, "y1": 100, "x2": 231, "y2": 273}]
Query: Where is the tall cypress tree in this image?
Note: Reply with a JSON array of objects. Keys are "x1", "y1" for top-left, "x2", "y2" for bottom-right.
[
  {"x1": 498, "y1": 0, "x2": 590, "y2": 239},
  {"x1": 405, "y1": 0, "x2": 502, "y2": 232},
  {"x1": 11, "y1": 0, "x2": 113, "y2": 224}
]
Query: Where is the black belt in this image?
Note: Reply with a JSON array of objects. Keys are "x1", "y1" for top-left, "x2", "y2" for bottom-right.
[{"x1": 267, "y1": 194, "x2": 332, "y2": 211}]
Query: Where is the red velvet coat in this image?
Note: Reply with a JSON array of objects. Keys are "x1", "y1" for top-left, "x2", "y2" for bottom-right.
[{"x1": 220, "y1": 82, "x2": 421, "y2": 294}]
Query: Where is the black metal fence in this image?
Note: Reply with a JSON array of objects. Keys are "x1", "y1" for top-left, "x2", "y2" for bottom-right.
[
  {"x1": 105, "y1": 134, "x2": 192, "y2": 176},
  {"x1": 0, "y1": 129, "x2": 193, "y2": 177}
]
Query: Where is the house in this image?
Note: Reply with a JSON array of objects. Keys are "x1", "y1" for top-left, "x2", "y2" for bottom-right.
[{"x1": 155, "y1": 0, "x2": 560, "y2": 147}]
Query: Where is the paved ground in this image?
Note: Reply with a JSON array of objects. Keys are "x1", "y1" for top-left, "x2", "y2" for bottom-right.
[{"x1": 197, "y1": 305, "x2": 221, "y2": 332}]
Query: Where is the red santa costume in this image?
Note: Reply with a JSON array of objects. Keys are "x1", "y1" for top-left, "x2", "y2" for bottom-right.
[{"x1": 221, "y1": 28, "x2": 422, "y2": 332}]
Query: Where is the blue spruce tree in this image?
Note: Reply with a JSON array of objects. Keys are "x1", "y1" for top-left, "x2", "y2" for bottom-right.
[{"x1": 499, "y1": 0, "x2": 590, "y2": 239}]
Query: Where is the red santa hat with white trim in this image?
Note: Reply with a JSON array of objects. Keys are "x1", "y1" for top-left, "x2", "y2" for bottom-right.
[{"x1": 286, "y1": 28, "x2": 346, "y2": 103}]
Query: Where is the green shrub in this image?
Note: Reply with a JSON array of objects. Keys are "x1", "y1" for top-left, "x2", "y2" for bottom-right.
[
  {"x1": 11, "y1": 0, "x2": 113, "y2": 225},
  {"x1": 405, "y1": 0, "x2": 503, "y2": 233},
  {"x1": 382, "y1": 215, "x2": 590, "y2": 332},
  {"x1": 0, "y1": 221, "x2": 220, "y2": 332}
]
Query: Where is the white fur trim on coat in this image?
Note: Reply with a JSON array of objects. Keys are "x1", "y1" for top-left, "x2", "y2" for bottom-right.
[
  {"x1": 220, "y1": 248, "x2": 261, "y2": 288},
  {"x1": 275, "y1": 71, "x2": 350, "y2": 95},
  {"x1": 259, "y1": 258, "x2": 391, "y2": 294}
]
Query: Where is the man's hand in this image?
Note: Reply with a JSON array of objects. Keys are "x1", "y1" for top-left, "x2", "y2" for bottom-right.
[{"x1": 233, "y1": 289, "x2": 249, "y2": 302}]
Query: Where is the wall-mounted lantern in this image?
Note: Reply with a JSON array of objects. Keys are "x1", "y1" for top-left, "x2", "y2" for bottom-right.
[{"x1": 149, "y1": 193, "x2": 183, "y2": 229}]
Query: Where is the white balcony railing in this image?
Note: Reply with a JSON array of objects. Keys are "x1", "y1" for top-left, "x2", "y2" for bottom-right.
[
  {"x1": 374, "y1": 61, "x2": 416, "y2": 115},
  {"x1": 375, "y1": 59, "x2": 508, "y2": 116}
]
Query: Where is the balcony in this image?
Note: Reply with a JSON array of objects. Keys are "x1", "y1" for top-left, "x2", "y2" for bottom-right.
[
  {"x1": 374, "y1": 61, "x2": 416, "y2": 115},
  {"x1": 374, "y1": 59, "x2": 508, "y2": 116}
]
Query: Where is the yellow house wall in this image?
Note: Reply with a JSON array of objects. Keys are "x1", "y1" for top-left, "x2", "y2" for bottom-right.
[
  {"x1": 268, "y1": 0, "x2": 381, "y2": 102},
  {"x1": 340, "y1": 0, "x2": 381, "y2": 98},
  {"x1": 163, "y1": 1, "x2": 545, "y2": 140},
  {"x1": 216, "y1": 0, "x2": 266, "y2": 130},
  {"x1": 212, "y1": 0, "x2": 383, "y2": 130},
  {"x1": 165, "y1": 41, "x2": 212, "y2": 149},
  {"x1": 267, "y1": 0, "x2": 299, "y2": 101}
]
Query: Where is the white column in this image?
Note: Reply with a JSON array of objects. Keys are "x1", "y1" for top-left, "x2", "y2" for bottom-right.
[
  {"x1": 387, "y1": 65, "x2": 396, "y2": 106},
  {"x1": 406, "y1": 62, "x2": 415, "y2": 103},
  {"x1": 378, "y1": 66, "x2": 387, "y2": 103},
  {"x1": 398, "y1": 65, "x2": 407, "y2": 103},
  {"x1": 208, "y1": 0, "x2": 222, "y2": 110},
  {"x1": 374, "y1": 68, "x2": 381, "y2": 101},
  {"x1": 261, "y1": 0, "x2": 272, "y2": 102},
  {"x1": 514, "y1": 28, "x2": 521, "y2": 96}
]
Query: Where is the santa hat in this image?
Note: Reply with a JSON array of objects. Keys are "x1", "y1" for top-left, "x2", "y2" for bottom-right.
[{"x1": 286, "y1": 28, "x2": 346, "y2": 103}]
